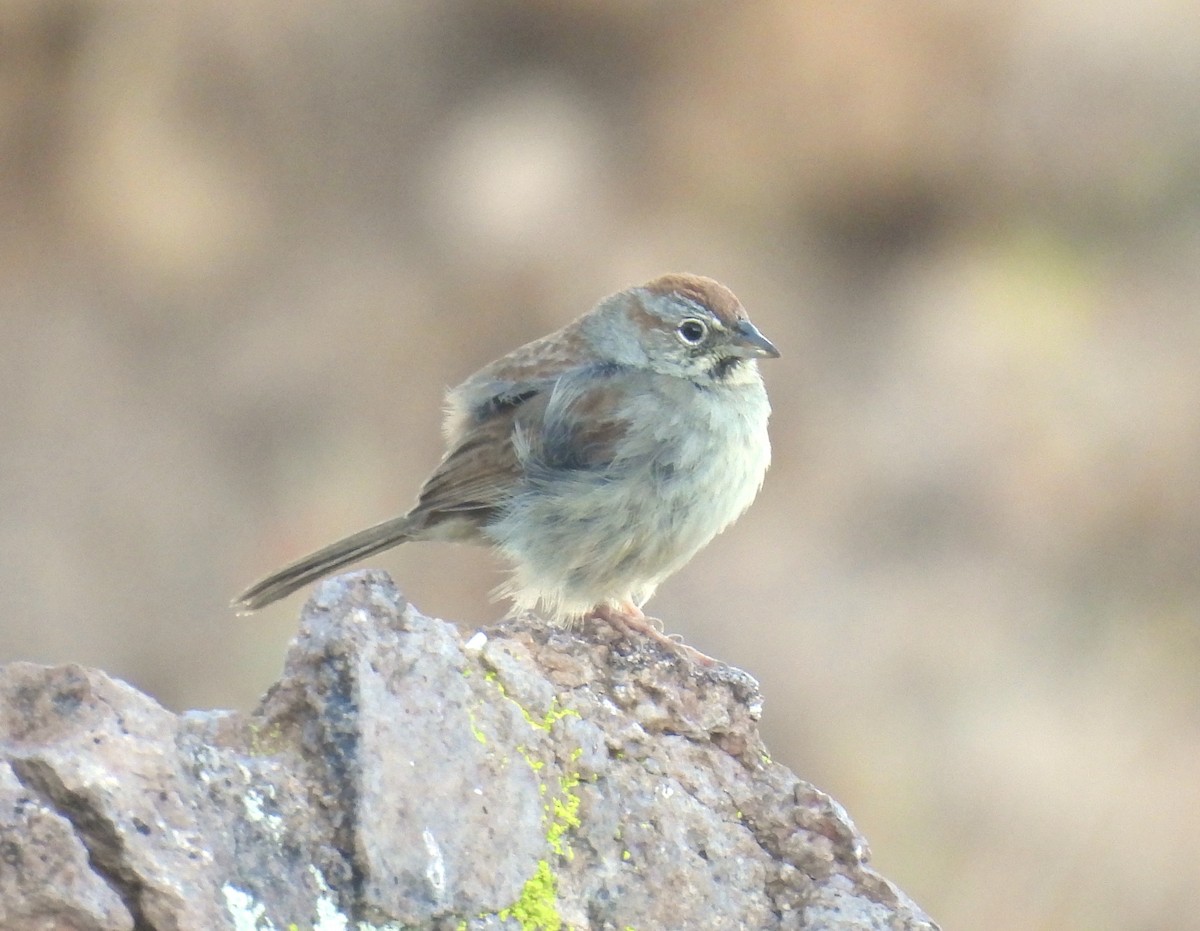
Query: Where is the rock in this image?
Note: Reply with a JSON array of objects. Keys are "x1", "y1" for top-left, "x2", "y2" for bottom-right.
[{"x1": 0, "y1": 571, "x2": 938, "y2": 930}]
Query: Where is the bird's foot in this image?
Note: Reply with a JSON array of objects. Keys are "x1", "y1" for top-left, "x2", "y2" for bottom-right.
[{"x1": 588, "y1": 602, "x2": 717, "y2": 666}]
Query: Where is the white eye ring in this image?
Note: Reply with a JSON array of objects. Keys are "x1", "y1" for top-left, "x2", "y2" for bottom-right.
[{"x1": 676, "y1": 318, "x2": 708, "y2": 345}]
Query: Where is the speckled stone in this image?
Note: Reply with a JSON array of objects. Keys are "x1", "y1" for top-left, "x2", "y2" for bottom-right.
[{"x1": 0, "y1": 571, "x2": 938, "y2": 931}]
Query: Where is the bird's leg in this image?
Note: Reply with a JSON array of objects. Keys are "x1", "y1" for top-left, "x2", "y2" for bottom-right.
[{"x1": 588, "y1": 601, "x2": 717, "y2": 666}]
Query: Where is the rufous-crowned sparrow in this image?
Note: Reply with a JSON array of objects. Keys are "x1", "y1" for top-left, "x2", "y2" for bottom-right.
[{"x1": 234, "y1": 273, "x2": 778, "y2": 654}]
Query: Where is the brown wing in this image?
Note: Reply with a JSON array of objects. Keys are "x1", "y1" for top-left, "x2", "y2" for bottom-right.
[
  {"x1": 409, "y1": 367, "x2": 633, "y2": 533},
  {"x1": 410, "y1": 390, "x2": 548, "y2": 528},
  {"x1": 532, "y1": 372, "x2": 631, "y2": 473}
]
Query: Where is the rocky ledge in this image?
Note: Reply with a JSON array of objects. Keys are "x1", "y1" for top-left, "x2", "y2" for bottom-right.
[{"x1": 0, "y1": 571, "x2": 937, "y2": 930}]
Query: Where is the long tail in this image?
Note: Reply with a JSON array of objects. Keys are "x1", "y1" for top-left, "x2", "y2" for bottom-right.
[{"x1": 233, "y1": 515, "x2": 416, "y2": 612}]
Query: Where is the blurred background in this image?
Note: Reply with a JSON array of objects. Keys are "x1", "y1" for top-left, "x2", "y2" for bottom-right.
[{"x1": 2, "y1": 1, "x2": 1198, "y2": 927}]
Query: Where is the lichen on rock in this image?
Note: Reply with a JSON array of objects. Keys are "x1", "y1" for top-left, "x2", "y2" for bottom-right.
[{"x1": 0, "y1": 570, "x2": 938, "y2": 930}]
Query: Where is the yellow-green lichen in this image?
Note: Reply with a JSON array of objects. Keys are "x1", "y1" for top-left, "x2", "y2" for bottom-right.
[
  {"x1": 517, "y1": 745, "x2": 545, "y2": 772},
  {"x1": 536, "y1": 698, "x2": 580, "y2": 732},
  {"x1": 498, "y1": 859, "x2": 562, "y2": 931},
  {"x1": 466, "y1": 706, "x2": 488, "y2": 746},
  {"x1": 546, "y1": 772, "x2": 581, "y2": 859},
  {"x1": 466, "y1": 663, "x2": 590, "y2": 929},
  {"x1": 481, "y1": 670, "x2": 580, "y2": 734},
  {"x1": 245, "y1": 719, "x2": 288, "y2": 757}
]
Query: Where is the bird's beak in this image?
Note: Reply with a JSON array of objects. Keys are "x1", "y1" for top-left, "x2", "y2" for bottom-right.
[{"x1": 732, "y1": 319, "x2": 781, "y2": 359}]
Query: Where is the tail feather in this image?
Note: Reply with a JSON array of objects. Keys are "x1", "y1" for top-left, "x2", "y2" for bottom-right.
[{"x1": 233, "y1": 515, "x2": 415, "y2": 612}]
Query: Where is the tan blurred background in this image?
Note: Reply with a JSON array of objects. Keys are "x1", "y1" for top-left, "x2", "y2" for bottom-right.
[{"x1": 3, "y1": 1, "x2": 1198, "y2": 927}]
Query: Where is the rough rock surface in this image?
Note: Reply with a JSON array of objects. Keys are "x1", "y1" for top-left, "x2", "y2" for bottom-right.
[{"x1": 0, "y1": 571, "x2": 938, "y2": 930}]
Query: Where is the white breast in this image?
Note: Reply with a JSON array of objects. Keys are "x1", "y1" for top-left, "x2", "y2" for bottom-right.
[{"x1": 487, "y1": 367, "x2": 772, "y2": 621}]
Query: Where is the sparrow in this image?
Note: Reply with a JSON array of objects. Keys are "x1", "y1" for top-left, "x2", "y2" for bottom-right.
[{"x1": 235, "y1": 273, "x2": 778, "y2": 656}]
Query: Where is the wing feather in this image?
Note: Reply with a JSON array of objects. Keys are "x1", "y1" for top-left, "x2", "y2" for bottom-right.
[{"x1": 410, "y1": 364, "x2": 633, "y2": 531}]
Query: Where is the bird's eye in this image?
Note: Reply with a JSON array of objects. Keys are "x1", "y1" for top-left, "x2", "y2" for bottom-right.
[{"x1": 676, "y1": 318, "x2": 708, "y2": 345}]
